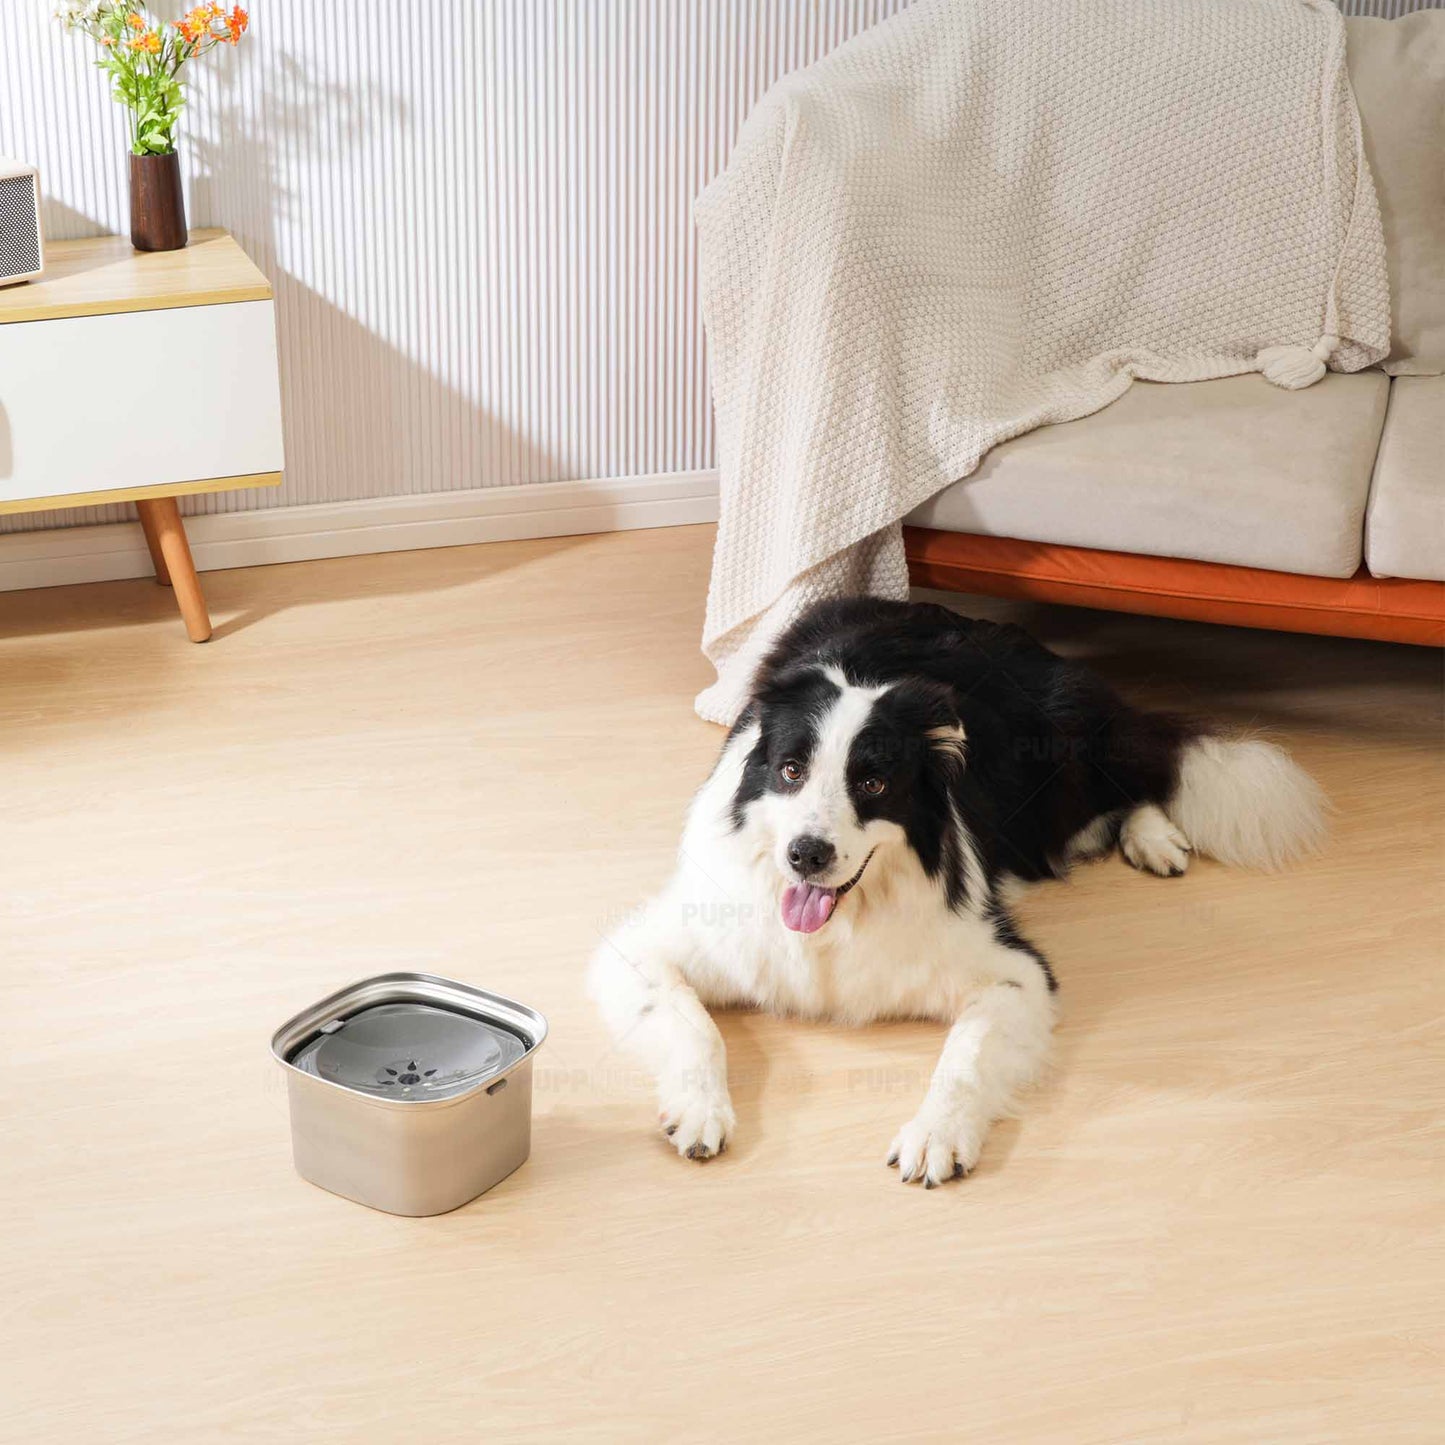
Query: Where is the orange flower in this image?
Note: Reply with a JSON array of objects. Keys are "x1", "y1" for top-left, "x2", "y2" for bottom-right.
[
  {"x1": 169, "y1": 3, "x2": 249, "y2": 55},
  {"x1": 176, "y1": 3, "x2": 224, "y2": 44},
  {"x1": 126, "y1": 11, "x2": 144, "y2": 28},
  {"x1": 127, "y1": 29, "x2": 161, "y2": 53}
]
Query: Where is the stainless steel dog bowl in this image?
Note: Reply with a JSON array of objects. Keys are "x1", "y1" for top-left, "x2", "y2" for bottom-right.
[{"x1": 271, "y1": 972, "x2": 547, "y2": 1216}]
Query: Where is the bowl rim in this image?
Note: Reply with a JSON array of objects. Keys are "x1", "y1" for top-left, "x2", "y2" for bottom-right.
[{"x1": 270, "y1": 970, "x2": 548, "y2": 1112}]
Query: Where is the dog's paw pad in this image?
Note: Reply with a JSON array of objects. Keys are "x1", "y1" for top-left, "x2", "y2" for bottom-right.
[
  {"x1": 658, "y1": 1085, "x2": 735, "y2": 1162},
  {"x1": 1120, "y1": 806, "x2": 1192, "y2": 878}
]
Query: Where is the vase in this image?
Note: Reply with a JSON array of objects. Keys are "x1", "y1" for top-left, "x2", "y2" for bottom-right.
[{"x1": 129, "y1": 152, "x2": 187, "y2": 253}]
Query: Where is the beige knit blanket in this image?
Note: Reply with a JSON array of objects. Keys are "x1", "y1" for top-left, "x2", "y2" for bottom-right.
[{"x1": 694, "y1": 0, "x2": 1389, "y2": 723}]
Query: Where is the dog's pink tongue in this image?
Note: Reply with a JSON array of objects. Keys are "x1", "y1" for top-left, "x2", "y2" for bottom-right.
[{"x1": 782, "y1": 883, "x2": 837, "y2": 933}]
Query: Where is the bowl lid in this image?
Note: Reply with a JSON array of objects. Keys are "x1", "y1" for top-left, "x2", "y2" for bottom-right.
[{"x1": 288, "y1": 1001, "x2": 526, "y2": 1103}]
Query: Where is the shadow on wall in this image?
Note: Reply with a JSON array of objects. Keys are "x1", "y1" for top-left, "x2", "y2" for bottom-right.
[
  {"x1": 187, "y1": 271, "x2": 560, "y2": 521},
  {"x1": 39, "y1": 196, "x2": 115, "y2": 243},
  {"x1": 1, "y1": 45, "x2": 556, "y2": 535},
  {"x1": 186, "y1": 48, "x2": 560, "y2": 514}
]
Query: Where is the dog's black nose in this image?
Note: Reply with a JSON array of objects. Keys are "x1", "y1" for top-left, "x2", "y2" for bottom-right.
[{"x1": 787, "y1": 834, "x2": 836, "y2": 877}]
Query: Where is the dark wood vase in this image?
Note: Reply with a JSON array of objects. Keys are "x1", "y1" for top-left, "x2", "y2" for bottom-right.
[{"x1": 129, "y1": 152, "x2": 187, "y2": 252}]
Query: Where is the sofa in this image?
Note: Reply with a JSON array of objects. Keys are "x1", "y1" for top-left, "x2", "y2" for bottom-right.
[{"x1": 905, "y1": 12, "x2": 1444, "y2": 647}]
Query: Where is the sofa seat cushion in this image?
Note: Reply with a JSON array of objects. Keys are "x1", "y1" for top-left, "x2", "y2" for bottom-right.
[
  {"x1": 1365, "y1": 376, "x2": 1445, "y2": 582},
  {"x1": 904, "y1": 372, "x2": 1390, "y2": 579}
]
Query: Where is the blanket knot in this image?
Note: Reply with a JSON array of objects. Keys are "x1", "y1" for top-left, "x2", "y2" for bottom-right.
[{"x1": 1257, "y1": 334, "x2": 1339, "y2": 390}]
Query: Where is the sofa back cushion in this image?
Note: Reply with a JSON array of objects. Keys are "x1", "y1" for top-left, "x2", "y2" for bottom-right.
[{"x1": 1347, "y1": 13, "x2": 1445, "y2": 376}]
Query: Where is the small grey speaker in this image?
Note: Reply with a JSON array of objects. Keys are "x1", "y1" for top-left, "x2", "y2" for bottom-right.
[{"x1": 0, "y1": 159, "x2": 44, "y2": 287}]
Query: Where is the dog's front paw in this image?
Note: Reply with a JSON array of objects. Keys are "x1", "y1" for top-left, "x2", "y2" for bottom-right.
[
  {"x1": 886, "y1": 1104, "x2": 986, "y2": 1188},
  {"x1": 658, "y1": 1082, "x2": 735, "y2": 1161}
]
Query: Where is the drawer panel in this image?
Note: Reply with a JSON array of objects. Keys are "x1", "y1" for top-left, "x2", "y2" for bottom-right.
[{"x1": 0, "y1": 299, "x2": 284, "y2": 505}]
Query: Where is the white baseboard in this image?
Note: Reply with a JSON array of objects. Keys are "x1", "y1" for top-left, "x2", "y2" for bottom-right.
[{"x1": 0, "y1": 470, "x2": 721, "y2": 593}]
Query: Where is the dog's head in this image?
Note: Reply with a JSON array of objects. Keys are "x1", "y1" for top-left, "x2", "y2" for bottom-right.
[{"x1": 730, "y1": 664, "x2": 966, "y2": 933}]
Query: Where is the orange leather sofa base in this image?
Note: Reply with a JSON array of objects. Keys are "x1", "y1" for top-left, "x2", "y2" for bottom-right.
[{"x1": 903, "y1": 528, "x2": 1445, "y2": 647}]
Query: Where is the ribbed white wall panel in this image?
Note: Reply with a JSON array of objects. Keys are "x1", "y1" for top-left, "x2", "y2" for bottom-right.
[
  {"x1": 0, "y1": 0, "x2": 1430, "y2": 537},
  {"x1": 0, "y1": 0, "x2": 906, "y2": 535},
  {"x1": 1340, "y1": 0, "x2": 1443, "y2": 13}
]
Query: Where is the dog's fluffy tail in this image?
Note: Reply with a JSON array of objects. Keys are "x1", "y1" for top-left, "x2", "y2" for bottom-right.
[{"x1": 1166, "y1": 734, "x2": 1327, "y2": 870}]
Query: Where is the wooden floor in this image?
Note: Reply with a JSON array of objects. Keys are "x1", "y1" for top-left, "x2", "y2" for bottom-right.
[{"x1": 3, "y1": 524, "x2": 1441, "y2": 1443}]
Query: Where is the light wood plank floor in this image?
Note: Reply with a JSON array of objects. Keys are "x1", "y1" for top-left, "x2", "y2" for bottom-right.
[{"x1": 3, "y1": 524, "x2": 1441, "y2": 1443}]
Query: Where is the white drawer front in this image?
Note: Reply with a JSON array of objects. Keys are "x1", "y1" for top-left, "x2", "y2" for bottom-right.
[{"x1": 0, "y1": 299, "x2": 284, "y2": 504}]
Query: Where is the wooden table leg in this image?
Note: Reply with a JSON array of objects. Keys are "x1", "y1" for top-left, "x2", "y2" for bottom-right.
[
  {"x1": 136, "y1": 500, "x2": 172, "y2": 586},
  {"x1": 135, "y1": 496, "x2": 211, "y2": 642}
]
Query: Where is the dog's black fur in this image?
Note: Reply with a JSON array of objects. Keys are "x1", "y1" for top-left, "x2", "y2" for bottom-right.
[{"x1": 730, "y1": 597, "x2": 1198, "y2": 946}]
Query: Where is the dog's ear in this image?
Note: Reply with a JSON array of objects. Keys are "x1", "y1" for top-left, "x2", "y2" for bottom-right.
[
  {"x1": 926, "y1": 719, "x2": 967, "y2": 769},
  {"x1": 750, "y1": 660, "x2": 818, "y2": 713},
  {"x1": 888, "y1": 678, "x2": 966, "y2": 771}
]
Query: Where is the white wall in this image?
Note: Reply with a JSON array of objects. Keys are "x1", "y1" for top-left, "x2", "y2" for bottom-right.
[{"x1": 0, "y1": 0, "x2": 906, "y2": 536}]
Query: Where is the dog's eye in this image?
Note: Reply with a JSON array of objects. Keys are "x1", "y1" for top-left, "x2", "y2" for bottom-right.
[
  {"x1": 779, "y1": 760, "x2": 804, "y2": 785},
  {"x1": 860, "y1": 776, "x2": 887, "y2": 797}
]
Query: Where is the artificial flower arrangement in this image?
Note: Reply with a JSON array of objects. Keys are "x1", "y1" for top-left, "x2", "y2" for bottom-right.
[
  {"x1": 56, "y1": 2, "x2": 250, "y2": 250},
  {"x1": 58, "y1": 2, "x2": 249, "y2": 157}
]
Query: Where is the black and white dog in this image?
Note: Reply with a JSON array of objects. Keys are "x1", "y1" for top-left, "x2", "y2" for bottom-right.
[{"x1": 590, "y1": 598, "x2": 1324, "y2": 1187}]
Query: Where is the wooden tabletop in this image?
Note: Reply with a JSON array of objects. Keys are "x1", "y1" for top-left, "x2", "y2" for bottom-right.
[{"x1": 0, "y1": 228, "x2": 271, "y2": 325}]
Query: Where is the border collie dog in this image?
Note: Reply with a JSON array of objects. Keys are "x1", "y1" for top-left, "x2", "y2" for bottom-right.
[{"x1": 590, "y1": 598, "x2": 1324, "y2": 1187}]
